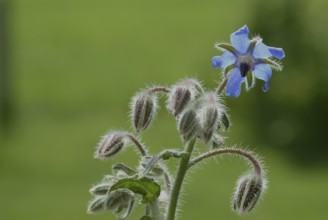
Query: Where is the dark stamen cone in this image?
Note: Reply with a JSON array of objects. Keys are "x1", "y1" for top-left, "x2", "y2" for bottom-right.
[{"x1": 240, "y1": 62, "x2": 251, "y2": 77}]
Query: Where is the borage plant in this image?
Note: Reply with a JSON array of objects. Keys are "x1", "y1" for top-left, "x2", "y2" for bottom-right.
[{"x1": 87, "y1": 25, "x2": 285, "y2": 220}]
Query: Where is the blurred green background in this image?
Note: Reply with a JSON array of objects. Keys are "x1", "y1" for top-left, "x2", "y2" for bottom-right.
[{"x1": 1, "y1": 0, "x2": 328, "y2": 219}]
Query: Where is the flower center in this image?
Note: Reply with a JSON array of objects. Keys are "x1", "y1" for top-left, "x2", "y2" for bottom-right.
[{"x1": 240, "y1": 62, "x2": 251, "y2": 77}]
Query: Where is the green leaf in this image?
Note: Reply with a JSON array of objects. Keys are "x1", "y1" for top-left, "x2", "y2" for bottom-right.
[
  {"x1": 109, "y1": 177, "x2": 161, "y2": 203},
  {"x1": 140, "y1": 216, "x2": 153, "y2": 220}
]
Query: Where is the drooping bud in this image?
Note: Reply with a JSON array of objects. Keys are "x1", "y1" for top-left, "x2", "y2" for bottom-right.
[
  {"x1": 178, "y1": 108, "x2": 199, "y2": 142},
  {"x1": 105, "y1": 189, "x2": 135, "y2": 218},
  {"x1": 198, "y1": 93, "x2": 223, "y2": 144},
  {"x1": 131, "y1": 91, "x2": 158, "y2": 132},
  {"x1": 232, "y1": 173, "x2": 266, "y2": 215},
  {"x1": 87, "y1": 189, "x2": 135, "y2": 219},
  {"x1": 167, "y1": 79, "x2": 202, "y2": 116},
  {"x1": 87, "y1": 196, "x2": 107, "y2": 214},
  {"x1": 95, "y1": 131, "x2": 128, "y2": 159}
]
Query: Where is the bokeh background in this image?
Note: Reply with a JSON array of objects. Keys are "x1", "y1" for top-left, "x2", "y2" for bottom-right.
[{"x1": 1, "y1": 0, "x2": 328, "y2": 219}]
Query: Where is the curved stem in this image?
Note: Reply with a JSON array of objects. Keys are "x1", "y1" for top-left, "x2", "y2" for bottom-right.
[
  {"x1": 148, "y1": 86, "x2": 170, "y2": 94},
  {"x1": 188, "y1": 148, "x2": 262, "y2": 176},
  {"x1": 126, "y1": 134, "x2": 147, "y2": 156},
  {"x1": 166, "y1": 138, "x2": 197, "y2": 220}
]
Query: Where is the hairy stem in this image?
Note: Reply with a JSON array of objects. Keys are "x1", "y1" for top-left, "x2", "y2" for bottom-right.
[
  {"x1": 166, "y1": 138, "x2": 197, "y2": 220},
  {"x1": 151, "y1": 200, "x2": 164, "y2": 220},
  {"x1": 163, "y1": 169, "x2": 172, "y2": 192},
  {"x1": 126, "y1": 134, "x2": 147, "y2": 156},
  {"x1": 148, "y1": 86, "x2": 170, "y2": 94},
  {"x1": 216, "y1": 78, "x2": 228, "y2": 95},
  {"x1": 188, "y1": 148, "x2": 262, "y2": 176}
]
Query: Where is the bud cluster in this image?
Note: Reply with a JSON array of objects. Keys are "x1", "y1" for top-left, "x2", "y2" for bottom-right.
[
  {"x1": 88, "y1": 171, "x2": 136, "y2": 219},
  {"x1": 167, "y1": 79, "x2": 200, "y2": 116},
  {"x1": 175, "y1": 90, "x2": 227, "y2": 145},
  {"x1": 89, "y1": 74, "x2": 272, "y2": 219},
  {"x1": 128, "y1": 79, "x2": 228, "y2": 147}
]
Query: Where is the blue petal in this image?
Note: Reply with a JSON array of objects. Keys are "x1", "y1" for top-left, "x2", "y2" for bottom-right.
[
  {"x1": 252, "y1": 63, "x2": 272, "y2": 91},
  {"x1": 268, "y1": 47, "x2": 285, "y2": 59},
  {"x1": 212, "y1": 51, "x2": 236, "y2": 68},
  {"x1": 253, "y1": 42, "x2": 285, "y2": 60},
  {"x1": 226, "y1": 68, "x2": 244, "y2": 98},
  {"x1": 263, "y1": 81, "x2": 270, "y2": 92},
  {"x1": 230, "y1": 25, "x2": 250, "y2": 54},
  {"x1": 252, "y1": 42, "x2": 271, "y2": 59}
]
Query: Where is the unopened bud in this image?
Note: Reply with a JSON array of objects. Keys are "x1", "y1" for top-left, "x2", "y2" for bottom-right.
[
  {"x1": 200, "y1": 106, "x2": 219, "y2": 143},
  {"x1": 87, "y1": 196, "x2": 107, "y2": 214},
  {"x1": 178, "y1": 109, "x2": 199, "y2": 142},
  {"x1": 105, "y1": 189, "x2": 135, "y2": 216},
  {"x1": 131, "y1": 92, "x2": 158, "y2": 132},
  {"x1": 167, "y1": 79, "x2": 202, "y2": 116},
  {"x1": 89, "y1": 183, "x2": 111, "y2": 196},
  {"x1": 198, "y1": 93, "x2": 223, "y2": 143},
  {"x1": 168, "y1": 86, "x2": 192, "y2": 116},
  {"x1": 95, "y1": 131, "x2": 128, "y2": 159},
  {"x1": 232, "y1": 173, "x2": 266, "y2": 215}
]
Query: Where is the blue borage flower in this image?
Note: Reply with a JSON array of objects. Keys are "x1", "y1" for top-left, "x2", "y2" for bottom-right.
[{"x1": 212, "y1": 25, "x2": 285, "y2": 97}]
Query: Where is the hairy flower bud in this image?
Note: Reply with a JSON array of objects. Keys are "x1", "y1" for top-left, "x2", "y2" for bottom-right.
[
  {"x1": 88, "y1": 189, "x2": 135, "y2": 219},
  {"x1": 87, "y1": 196, "x2": 107, "y2": 214},
  {"x1": 105, "y1": 189, "x2": 135, "y2": 218},
  {"x1": 89, "y1": 183, "x2": 111, "y2": 196},
  {"x1": 168, "y1": 87, "x2": 192, "y2": 117},
  {"x1": 167, "y1": 79, "x2": 202, "y2": 116},
  {"x1": 178, "y1": 108, "x2": 199, "y2": 142},
  {"x1": 232, "y1": 173, "x2": 266, "y2": 215},
  {"x1": 131, "y1": 91, "x2": 158, "y2": 132},
  {"x1": 95, "y1": 131, "x2": 128, "y2": 159},
  {"x1": 198, "y1": 93, "x2": 223, "y2": 144}
]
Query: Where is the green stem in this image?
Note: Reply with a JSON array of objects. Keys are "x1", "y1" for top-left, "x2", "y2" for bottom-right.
[{"x1": 165, "y1": 138, "x2": 196, "y2": 220}]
